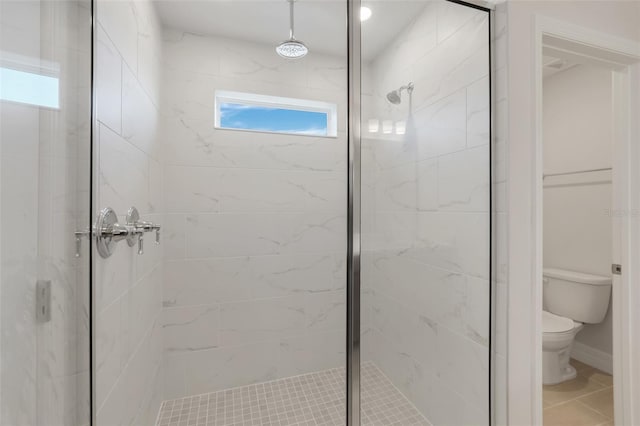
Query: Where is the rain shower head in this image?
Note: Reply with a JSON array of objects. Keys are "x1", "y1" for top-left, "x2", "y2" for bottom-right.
[
  {"x1": 276, "y1": 0, "x2": 308, "y2": 59},
  {"x1": 386, "y1": 82, "x2": 414, "y2": 104}
]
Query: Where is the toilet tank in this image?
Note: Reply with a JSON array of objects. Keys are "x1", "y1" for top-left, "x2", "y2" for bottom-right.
[{"x1": 543, "y1": 268, "x2": 612, "y2": 324}]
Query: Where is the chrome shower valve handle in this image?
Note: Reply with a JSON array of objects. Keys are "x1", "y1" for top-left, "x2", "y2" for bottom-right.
[
  {"x1": 126, "y1": 207, "x2": 161, "y2": 255},
  {"x1": 95, "y1": 207, "x2": 136, "y2": 258}
]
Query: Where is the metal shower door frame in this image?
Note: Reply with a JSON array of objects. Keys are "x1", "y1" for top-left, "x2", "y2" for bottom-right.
[{"x1": 345, "y1": 0, "x2": 493, "y2": 424}]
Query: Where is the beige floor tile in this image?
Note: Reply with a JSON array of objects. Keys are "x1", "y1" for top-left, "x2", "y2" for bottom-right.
[
  {"x1": 578, "y1": 388, "x2": 614, "y2": 419},
  {"x1": 544, "y1": 401, "x2": 609, "y2": 426},
  {"x1": 579, "y1": 369, "x2": 614, "y2": 387},
  {"x1": 543, "y1": 375, "x2": 606, "y2": 406}
]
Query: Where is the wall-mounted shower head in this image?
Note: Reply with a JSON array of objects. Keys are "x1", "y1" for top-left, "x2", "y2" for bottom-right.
[{"x1": 386, "y1": 82, "x2": 414, "y2": 104}]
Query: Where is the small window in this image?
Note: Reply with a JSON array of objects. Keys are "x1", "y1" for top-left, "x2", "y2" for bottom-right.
[
  {"x1": 0, "y1": 66, "x2": 59, "y2": 109},
  {"x1": 215, "y1": 90, "x2": 337, "y2": 137}
]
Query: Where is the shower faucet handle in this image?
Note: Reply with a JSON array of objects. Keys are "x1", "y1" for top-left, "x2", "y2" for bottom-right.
[
  {"x1": 137, "y1": 232, "x2": 144, "y2": 255},
  {"x1": 125, "y1": 207, "x2": 162, "y2": 255}
]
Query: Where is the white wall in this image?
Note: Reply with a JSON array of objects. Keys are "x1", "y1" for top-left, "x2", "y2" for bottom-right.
[
  {"x1": 360, "y1": 2, "x2": 491, "y2": 424},
  {"x1": 501, "y1": 1, "x2": 640, "y2": 424},
  {"x1": 159, "y1": 29, "x2": 348, "y2": 400},
  {"x1": 94, "y1": 1, "x2": 165, "y2": 424},
  {"x1": 543, "y1": 65, "x2": 613, "y2": 357}
]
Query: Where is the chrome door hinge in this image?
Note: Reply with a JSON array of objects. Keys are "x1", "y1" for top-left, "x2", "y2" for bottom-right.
[{"x1": 612, "y1": 264, "x2": 622, "y2": 275}]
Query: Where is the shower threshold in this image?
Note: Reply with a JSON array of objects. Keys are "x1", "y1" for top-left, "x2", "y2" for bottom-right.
[{"x1": 156, "y1": 361, "x2": 430, "y2": 426}]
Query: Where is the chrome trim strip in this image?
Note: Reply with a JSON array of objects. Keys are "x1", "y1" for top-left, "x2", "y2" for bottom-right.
[
  {"x1": 90, "y1": 0, "x2": 97, "y2": 424},
  {"x1": 346, "y1": 0, "x2": 362, "y2": 423}
]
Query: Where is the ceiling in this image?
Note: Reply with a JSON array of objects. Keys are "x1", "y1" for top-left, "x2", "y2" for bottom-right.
[
  {"x1": 543, "y1": 53, "x2": 578, "y2": 78},
  {"x1": 154, "y1": 0, "x2": 427, "y2": 61}
]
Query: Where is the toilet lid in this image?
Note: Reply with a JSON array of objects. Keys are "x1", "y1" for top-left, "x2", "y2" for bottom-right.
[{"x1": 543, "y1": 311, "x2": 575, "y2": 333}]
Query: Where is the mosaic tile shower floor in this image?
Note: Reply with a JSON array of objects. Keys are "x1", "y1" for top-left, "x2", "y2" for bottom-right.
[{"x1": 156, "y1": 362, "x2": 430, "y2": 426}]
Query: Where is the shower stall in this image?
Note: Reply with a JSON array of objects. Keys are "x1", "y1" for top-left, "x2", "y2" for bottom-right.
[{"x1": 0, "y1": 0, "x2": 492, "y2": 424}]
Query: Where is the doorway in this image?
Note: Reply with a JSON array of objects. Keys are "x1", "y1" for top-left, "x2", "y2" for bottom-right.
[
  {"x1": 532, "y1": 17, "x2": 640, "y2": 426},
  {"x1": 540, "y1": 54, "x2": 615, "y2": 425}
]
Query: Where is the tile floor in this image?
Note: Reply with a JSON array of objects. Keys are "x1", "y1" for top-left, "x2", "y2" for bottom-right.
[
  {"x1": 543, "y1": 359, "x2": 614, "y2": 426},
  {"x1": 156, "y1": 362, "x2": 430, "y2": 426}
]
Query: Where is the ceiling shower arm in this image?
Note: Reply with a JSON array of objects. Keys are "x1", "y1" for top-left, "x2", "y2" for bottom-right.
[{"x1": 289, "y1": 0, "x2": 295, "y2": 40}]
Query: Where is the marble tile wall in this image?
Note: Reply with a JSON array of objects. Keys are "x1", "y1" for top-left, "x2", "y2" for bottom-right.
[
  {"x1": 0, "y1": 2, "x2": 43, "y2": 423},
  {"x1": 160, "y1": 29, "x2": 348, "y2": 400},
  {"x1": 95, "y1": 0, "x2": 165, "y2": 424},
  {"x1": 360, "y1": 2, "x2": 492, "y2": 424},
  {"x1": 1, "y1": 1, "x2": 92, "y2": 425}
]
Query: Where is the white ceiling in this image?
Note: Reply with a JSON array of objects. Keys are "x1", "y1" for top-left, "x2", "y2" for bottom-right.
[
  {"x1": 154, "y1": 0, "x2": 427, "y2": 61},
  {"x1": 543, "y1": 54, "x2": 578, "y2": 78}
]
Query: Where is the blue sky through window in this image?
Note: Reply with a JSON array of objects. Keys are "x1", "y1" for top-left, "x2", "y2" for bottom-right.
[
  {"x1": 219, "y1": 103, "x2": 328, "y2": 136},
  {"x1": 0, "y1": 67, "x2": 59, "y2": 109}
]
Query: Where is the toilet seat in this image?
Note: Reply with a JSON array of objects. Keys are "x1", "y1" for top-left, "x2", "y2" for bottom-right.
[{"x1": 543, "y1": 310, "x2": 577, "y2": 333}]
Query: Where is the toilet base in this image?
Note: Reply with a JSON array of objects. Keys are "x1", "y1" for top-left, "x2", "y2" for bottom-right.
[{"x1": 543, "y1": 341, "x2": 580, "y2": 385}]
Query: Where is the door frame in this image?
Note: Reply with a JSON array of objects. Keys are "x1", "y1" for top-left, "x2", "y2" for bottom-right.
[{"x1": 528, "y1": 15, "x2": 640, "y2": 425}]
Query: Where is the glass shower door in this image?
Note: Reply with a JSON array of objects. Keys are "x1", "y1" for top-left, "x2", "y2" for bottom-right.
[
  {"x1": 0, "y1": 0, "x2": 93, "y2": 424},
  {"x1": 358, "y1": 0, "x2": 491, "y2": 424}
]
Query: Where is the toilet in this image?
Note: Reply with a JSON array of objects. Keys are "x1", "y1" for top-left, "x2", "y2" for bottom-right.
[{"x1": 542, "y1": 268, "x2": 612, "y2": 385}]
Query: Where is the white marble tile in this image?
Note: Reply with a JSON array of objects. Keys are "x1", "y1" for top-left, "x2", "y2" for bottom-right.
[
  {"x1": 162, "y1": 214, "x2": 186, "y2": 260},
  {"x1": 411, "y1": 212, "x2": 490, "y2": 279},
  {"x1": 97, "y1": 0, "x2": 138, "y2": 73},
  {"x1": 123, "y1": 266, "x2": 163, "y2": 361},
  {"x1": 98, "y1": 124, "x2": 149, "y2": 216},
  {"x1": 277, "y1": 330, "x2": 345, "y2": 378},
  {"x1": 97, "y1": 373, "x2": 127, "y2": 426},
  {"x1": 162, "y1": 112, "x2": 347, "y2": 171},
  {"x1": 95, "y1": 240, "x2": 134, "y2": 313},
  {"x1": 305, "y1": 291, "x2": 345, "y2": 331},
  {"x1": 378, "y1": 3, "x2": 437, "y2": 70},
  {"x1": 218, "y1": 41, "x2": 307, "y2": 87},
  {"x1": 134, "y1": 0, "x2": 162, "y2": 106},
  {"x1": 96, "y1": 24, "x2": 122, "y2": 133},
  {"x1": 162, "y1": 353, "x2": 187, "y2": 400},
  {"x1": 162, "y1": 258, "x2": 253, "y2": 307},
  {"x1": 219, "y1": 296, "x2": 306, "y2": 346},
  {"x1": 467, "y1": 76, "x2": 490, "y2": 148},
  {"x1": 412, "y1": 12, "x2": 489, "y2": 108},
  {"x1": 122, "y1": 63, "x2": 160, "y2": 161},
  {"x1": 376, "y1": 159, "x2": 438, "y2": 212},
  {"x1": 465, "y1": 276, "x2": 490, "y2": 346},
  {"x1": 162, "y1": 305, "x2": 219, "y2": 353},
  {"x1": 184, "y1": 213, "x2": 345, "y2": 258},
  {"x1": 436, "y1": 327, "x2": 489, "y2": 414},
  {"x1": 148, "y1": 158, "x2": 163, "y2": 214},
  {"x1": 436, "y1": 1, "x2": 481, "y2": 44},
  {"x1": 95, "y1": 298, "x2": 123, "y2": 409},
  {"x1": 182, "y1": 342, "x2": 280, "y2": 395},
  {"x1": 438, "y1": 145, "x2": 490, "y2": 212},
  {"x1": 414, "y1": 89, "x2": 467, "y2": 158},
  {"x1": 162, "y1": 29, "x2": 222, "y2": 75},
  {"x1": 364, "y1": 250, "x2": 466, "y2": 327},
  {"x1": 164, "y1": 166, "x2": 345, "y2": 214},
  {"x1": 369, "y1": 293, "x2": 438, "y2": 377}
]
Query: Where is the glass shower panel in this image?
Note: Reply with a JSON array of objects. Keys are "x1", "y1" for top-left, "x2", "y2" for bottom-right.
[
  {"x1": 360, "y1": 0, "x2": 491, "y2": 424},
  {"x1": 93, "y1": 0, "x2": 347, "y2": 424},
  {"x1": 0, "y1": 0, "x2": 93, "y2": 424}
]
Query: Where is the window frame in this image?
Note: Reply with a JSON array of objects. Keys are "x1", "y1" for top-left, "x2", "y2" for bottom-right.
[
  {"x1": 214, "y1": 90, "x2": 338, "y2": 138},
  {"x1": 0, "y1": 52, "x2": 60, "y2": 110}
]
